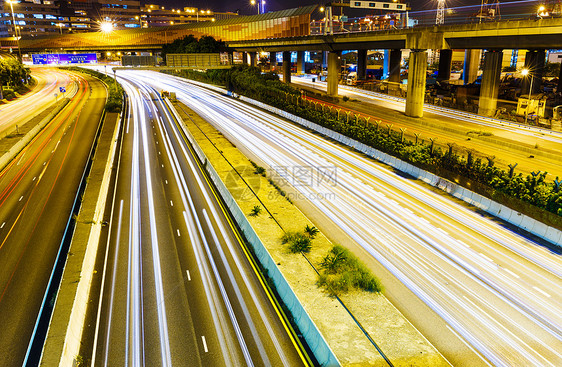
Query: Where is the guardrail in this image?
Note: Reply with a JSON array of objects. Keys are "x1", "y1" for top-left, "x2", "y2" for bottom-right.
[{"x1": 164, "y1": 97, "x2": 341, "y2": 367}]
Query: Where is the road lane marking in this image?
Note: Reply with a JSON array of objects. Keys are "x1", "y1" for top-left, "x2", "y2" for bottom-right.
[
  {"x1": 504, "y1": 268, "x2": 520, "y2": 279},
  {"x1": 170, "y1": 200, "x2": 173, "y2": 207},
  {"x1": 201, "y1": 336, "x2": 208, "y2": 353},
  {"x1": 161, "y1": 164, "x2": 164, "y2": 168},
  {"x1": 177, "y1": 229, "x2": 180, "y2": 237},
  {"x1": 19, "y1": 196, "x2": 23, "y2": 202},
  {"x1": 43, "y1": 161, "x2": 46, "y2": 165},
  {"x1": 0, "y1": 222, "x2": 4, "y2": 229},
  {"x1": 186, "y1": 270, "x2": 191, "y2": 281},
  {"x1": 165, "y1": 180, "x2": 168, "y2": 185},
  {"x1": 158, "y1": 151, "x2": 161, "y2": 155},
  {"x1": 533, "y1": 286, "x2": 551, "y2": 298},
  {"x1": 479, "y1": 253, "x2": 493, "y2": 263},
  {"x1": 33, "y1": 177, "x2": 36, "y2": 181}
]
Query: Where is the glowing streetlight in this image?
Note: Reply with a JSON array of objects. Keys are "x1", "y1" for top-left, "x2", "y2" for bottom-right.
[
  {"x1": 135, "y1": 15, "x2": 142, "y2": 28},
  {"x1": 58, "y1": 22, "x2": 63, "y2": 34},
  {"x1": 7, "y1": 0, "x2": 22, "y2": 59},
  {"x1": 251, "y1": 0, "x2": 260, "y2": 14},
  {"x1": 521, "y1": 68, "x2": 534, "y2": 125},
  {"x1": 100, "y1": 22, "x2": 114, "y2": 33}
]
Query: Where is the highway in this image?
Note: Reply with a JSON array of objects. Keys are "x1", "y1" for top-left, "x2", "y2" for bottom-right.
[
  {"x1": 0, "y1": 68, "x2": 77, "y2": 136},
  {"x1": 0, "y1": 72, "x2": 106, "y2": 366},
  {"x1": 129, "y1": 70, "x2": 562, "y2": 367},
  {"x1": 290, "y1": 76, "x2": 562, "y2": 179},
  {"x1": 89, "y1": 73, "x2": 307, "y2": 367}
]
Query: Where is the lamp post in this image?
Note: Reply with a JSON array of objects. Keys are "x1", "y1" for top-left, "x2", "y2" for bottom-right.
[
  {"x1": 58, "y1": 22, "x2": 63, "y2": 34},
  {"x1": 135, "y1": 15, "x2": 142, "y2": 28},
  {"x1": 522, "y1": 68, "x2": 534, "y2": 125},
  {"x1": 250, "y1": 0, "x2": 259, "y2": 14},
  {"x1": 7, "y1": 1, "x2": 22, "y2": 60}
]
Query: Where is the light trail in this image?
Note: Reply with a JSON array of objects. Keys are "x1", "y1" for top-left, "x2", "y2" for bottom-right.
[{"x1": 130, "y1": 70, "x2": 562, "y2": 367}]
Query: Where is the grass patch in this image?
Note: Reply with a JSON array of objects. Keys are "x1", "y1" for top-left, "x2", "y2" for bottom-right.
[
  {"x1": 281, "y1": 231, "x2": 312, "y2": 253},
  {"x1": 318, "y1": 244, "x2": 383, "y2": 297}
]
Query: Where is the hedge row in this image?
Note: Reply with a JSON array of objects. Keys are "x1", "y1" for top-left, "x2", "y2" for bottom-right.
[
  {"x1": 59, "y1": 67, "x2": 124, "y2": 113},
  {"x1": 164, "y1": 66, "x2": 562, "y2": 222}
]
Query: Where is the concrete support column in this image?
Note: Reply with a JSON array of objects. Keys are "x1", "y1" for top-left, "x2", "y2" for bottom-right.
[
  {"x1": 296, "y1": 51, "x2": 306, "y2": 75},
  {"x1": 327, "y1": 51, "x2": 341, "y2": 96},
  {"x1": 478, "y1": 50, "x2": 503, "y2": 117},
  {"x1": 437, "y1": 49, "x2": 453, "y2": 82},
  {"x1": 249, "y1": 51, "x2": 257, "y2": 67},
  {"x1": 405, "y1": 49, "x2": 427, "y2": 118},
  {"x1": 282, "y1": 51, "x2": 291, "y2": 84},
  {"x1": 522, "y1": 49, "x2": 546, "y2": 95},
  {"x1": 357, "y1": 49, "x2": 367, "y2": 80},
  {"x1": 463, "y1": 49, "x2": 481, "y2": 84},
  {"x1": 388, "y1": 49, "x2": 402, "y2": 87}
]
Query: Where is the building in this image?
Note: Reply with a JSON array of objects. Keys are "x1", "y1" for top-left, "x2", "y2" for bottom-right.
[{"x1": 0, "y1": 1, "x2": 235, "y2": 38}]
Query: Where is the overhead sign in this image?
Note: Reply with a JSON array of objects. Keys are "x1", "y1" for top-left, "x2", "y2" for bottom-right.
[{"x1": 32, "y1": 53, "x2": 98, "y2": 65}]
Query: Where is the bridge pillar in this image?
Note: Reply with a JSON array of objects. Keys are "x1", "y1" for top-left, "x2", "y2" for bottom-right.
[
  {"x1": 463, "y1": 49, "x2": 481, "y2": 84},
  {"x1": 405, "y1": 49, "x2": 427, "y2": 118},
  {"x1": 297, "y1": 51, "x2": 306, "y2": 75},
  {"x1": 327, "y1": 51, "x2": 341, "y2": 96},
  {"x1": 282, "y1": 51, "x2": 291, "y2": 84},
  {"x1": 249, "y1": 52, "x2": 257, "y2": 67},
  {"x1": 478, "y1": 50, "x2": 503, "y2": 117},
  {"x1": 521, "y1": 49, "x2": 546, "y2": 95},
  {"x1": 437, "y1": 49, "x2": 453, "y2": 82},
  {"x1": 322, "y1": 51, "x2": 328, "y2": 70},
  {"x1": 357, "y1": 49, "x2": 367, "y2": 80},
  {"x1": 388, "y1": 49, "x2": 402, "y2": 93}
]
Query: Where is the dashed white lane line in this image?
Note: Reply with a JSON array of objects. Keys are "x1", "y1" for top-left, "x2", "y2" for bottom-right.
[
  {"x1": 201, "y1": 336, "x2": 208, "y2": 353},
  {"x1": 479, "y1": 253, "x2": 494, "y2": 263},
  {"x1": 1, "y1": 222, "x2": 5, "y2": 229},
  {"x1": 19, "y1": 196, "x2": 23, "y2": 202},
  {"x1": 43, "y1": 161, "x2": 46, "y2": 166},
  {"x1": 504, "y1": 268, "x2": 520, "y2": 279},
  {"x1": 165, "y1": 180, "x2": 168, "y2": 185},
  {"x1": 33, "y1": 177, "x2": 36, "y2": 181},
  {"x1": 177, "y1": 229, "x2": 181, "y2": 237},
  {"x1": 170, "y1": 200, "x2": 173, "y2": 207},
  {"x1": 186, "y1": 270, "x2": 191, "y2": 281},
  {"x1": 533, "y1": 286, "x2": 551, "y2": 298},
  {"x1": 161, "y1": 164, "x2": 164, "y2": 168}
]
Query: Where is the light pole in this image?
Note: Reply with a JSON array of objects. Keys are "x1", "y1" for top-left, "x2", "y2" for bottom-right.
[
  {"x1": 250, "y1": 0, "x2": 259, "y2": 14},
  {"x1": 135, "y1": 15, "x2": 142, "y2": 28},
  {"x1": 522, "y1": 68, "x2": 534, "y2": 125},
  {"x1": 7, "y1": 1, "x2": 22, "y2": 60},
  {"x1": 58, "y1": 22, "x2": 63, "y2": 34}
]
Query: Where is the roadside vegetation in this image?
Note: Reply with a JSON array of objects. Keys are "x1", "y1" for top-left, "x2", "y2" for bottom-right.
[
  {"x1": 165, "y1": 59, "x2": 562, "y2": 225},
  {"x1": 162, "y1": 34, "x2": 226, "y2": 59},
  {"x1": 318, "y1": 244, "x2": 383, "y2": 297},
  {"x1": 0, "y1": 57, "x2": 33, "y2": 101},
  {"x1": 58, "y1": 66, "x2": 124, "y2": 113}
]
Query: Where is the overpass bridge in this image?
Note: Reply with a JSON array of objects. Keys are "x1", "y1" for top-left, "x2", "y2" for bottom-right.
[{"x1": 2, "y1": 5, "x2": 561, "y2": 118}]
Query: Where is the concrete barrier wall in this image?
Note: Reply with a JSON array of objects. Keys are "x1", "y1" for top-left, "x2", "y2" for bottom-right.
[
  {"x1": 0, "y1": 99, "x2": 70, "y2": 172},
  {"x1": 165, "y1": 98, "x2": 341, "y2": 367}
]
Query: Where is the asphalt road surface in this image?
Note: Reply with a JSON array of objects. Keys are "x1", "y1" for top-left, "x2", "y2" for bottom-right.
[
  {"x1": 128, "y1": 70, "x2": 562, "y2": 367},
  {"x1": 89, "y1": 73, "x2": 308, "y2": 367},
  {"x1": 0, "y1": 72, "x2": 106, "y2": 366}
]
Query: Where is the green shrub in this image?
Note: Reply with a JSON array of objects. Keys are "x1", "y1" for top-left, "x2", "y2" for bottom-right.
[
  {"x1": 249, "y1": 205, "x2": 262, "y2": 216},
  {"x1": 282, "y1": 231, "x2": 312, "y2": 253},
  {"x1": 318, "y1": 244, "x2": 383, "y2": 296},
  {"x1": 304, "y1": 224, "x2": 319, "y2": 239}
]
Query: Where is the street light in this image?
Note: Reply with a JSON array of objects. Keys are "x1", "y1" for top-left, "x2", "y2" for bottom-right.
[
  {"x1": 100, "y1": 22, "x2": 114, "y2": 33},
  {"x1": 521, "y1": 68, "x2": 534, "y2": 125},
  {"x1": 58, "y1": 22, "x2": 63, "y2": 34},
  {"x1": 7, "y1": 0, "x2": 22, "y2": 60},
  {"x1": 135, "y1": 15, "x2": 142, "y2": 28},
  {"x1": 250, "y1": 0, "x2": 259, "y2": 14}
]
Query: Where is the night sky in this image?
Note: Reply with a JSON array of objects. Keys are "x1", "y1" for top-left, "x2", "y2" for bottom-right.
[{"x1": 142, "y1": 0, "x2": 536, "y2": 14}]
